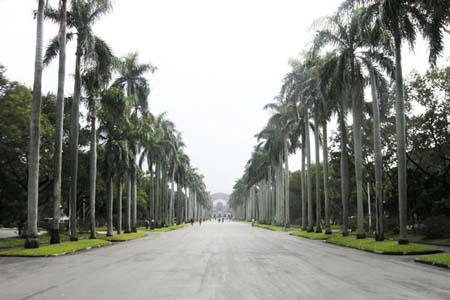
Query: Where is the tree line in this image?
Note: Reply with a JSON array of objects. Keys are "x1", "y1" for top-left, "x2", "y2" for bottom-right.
[
  {"x1": 1, "y1": 0, "x2": 211, "y2": 249},
  {"x1": 230, "y1": 0, "x2": 450, "y2": 244}
]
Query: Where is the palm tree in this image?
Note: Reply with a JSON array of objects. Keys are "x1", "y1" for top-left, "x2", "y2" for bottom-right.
[
  {"x1": 113, "y1": 52, "x2": 156, "y2": 231},
  {"x1": 49, "y1": 0, "x2": 67, "y2": 245},
  {"x1": 342, "y1": 0, "x2": 450, "y2": 244},
  {"x1": 301, "y1": 56, "x2": 325, "y2": 233},
  {"x1": 99, "y1": 87, "x2": 128, "y2": 235},
  {"x1": 83, "y1": 55, "x2": 113, "y2": 239},
  {"x1": 44, "y1": 0, "x2": 112, "y2": 241},
  {"x1": 315, "y1": 56, "x2": 339, "y2": 235},
  {"x1": 304, "y1": 108, "x2": 314, "y2": 232},
  {"x1": 313, "y1": 12, "x2": 369, "y2": 238},
  {"x1": 280, "y1": 59, "x2": 312, "y2": 231},
  {"x1": 25, "y1": 0, "x2": 45, "y2": 249}
]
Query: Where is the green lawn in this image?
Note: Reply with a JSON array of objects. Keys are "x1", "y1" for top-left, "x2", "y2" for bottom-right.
[
  {"x1": 331, "y1": 225, "x2": 342, "y2": 231},
  {"x1": 0, "y1": 239, "x2": 111, "y2": 257},
  {"x1": 383, "y1": 232, "x2": 450, "y2": 247},
  {"x1": 420, "y1": 238, "x2": 450, "y2": 247},
  {"x1": 150, "y1": 223, "x2": 189, "y2": 232},
  {"x1": 0, "y1": 237, "x2": 25, "y2": 249},
  {"x1": 102, "y1": 232, "x2": 147, "y2": 242},
  {"x1": 416, "y1": 252, "x2": 450, "y2": 268},
  {"x1": 326, "y1": 235, "x2": 440, "y2": 255},
  {"x1": 254, "y1": 223, "x2": 296, "y2": 232},
  {"x1": 0, "y1": 232, "x2": 95, "y2": 249},
  {"x1": 290, "y1": 230, "x2": 333, "y2": 240}
]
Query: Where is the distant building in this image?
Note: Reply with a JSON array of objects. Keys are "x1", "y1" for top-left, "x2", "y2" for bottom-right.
[{"x1": 211, "y1": 193, "x2": 232, "y2": 218}]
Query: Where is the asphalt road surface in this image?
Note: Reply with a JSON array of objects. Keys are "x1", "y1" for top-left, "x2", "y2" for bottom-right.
[
  {"x1": 1, "y1": 222, "x2": 449, "y2": 300},
  {"x1": 0, "y1": 228, "x2": 18, "y2": 238}
]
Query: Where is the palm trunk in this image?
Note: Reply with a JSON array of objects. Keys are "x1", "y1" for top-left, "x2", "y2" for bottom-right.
[
  {"x1": 314, "y1": 111, "x2": 322, "y2": 233},
  {"x1": 155, "y1": 161, "x2": 160, "y2": 224},
  {"x1": 115, "y1": 175, "x2": 122, "y2": 234},
  {"x1": 106, "y1": 170, "x2": 113, "y2": 236},
  {"x1": 322, "y1": 121, "x2": 331, "y2": 234},
  {"x1": 89, "y1": 100, "x2": 97, "y2": 239},
  {"x1": 268, "y1": 166, "x2": 273, "y2": 224},
  {"x1": 169, "y1": 165, "x2": 177, "y2": 226},
  {"x1": 131, "y1": 167, "x2": 137, "y2": 232},
  {"x1": 370, "y1": 70, "x2": 384, "y2": 241},
  {"x1": 301, "y1": 140, "x2": 307, "y2": 231},
  {"x1": 25, "y1": 0, "x2": 45, "y2": 249},
  {"x1": 185, "y1": 187, "x2": 188, "y2": 222},
  {"x1": 394, "y1": 31, "x2": 408, "y2": 244},
  {"x1": 339, "y1": 107, "x2": 350, "y2": 236},
  {"x1": 69, "y1": 40, "x2": 83, "y2": 242},
  {"x1": 50, "y1": 0, "x2": 67, "y2": 245},
  {"x1": 124, "y1": 172, "x2": 131, "y2": 233},
  {"x1": 352, "y1": 66, "x2": 365, "y2": 239},
  {"x1": 305, "y1": 109, "x2": 314, "y2": 232},
  {"x1": 284, "y1": 139, "x2": 290, "y2": 226},
  {"x1": 148, "y1": 158, "x2": 154, "y2": 222},
  {"x1": 161, "y1": 165, "x2": 167, "y2": 225}
]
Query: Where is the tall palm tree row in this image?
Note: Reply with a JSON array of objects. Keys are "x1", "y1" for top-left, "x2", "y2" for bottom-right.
[
  {"x1": 25, "y1": 0, "x2": 210, "y2": 248},
  {"x1": 231, "y1": 2, "x2": 448, "y2": 245}
]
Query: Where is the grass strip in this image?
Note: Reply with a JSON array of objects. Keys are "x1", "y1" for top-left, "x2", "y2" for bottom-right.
[
  {"x1": 0, "y1": 239, "x2": 110, "y2": 257},
  {"x1": 415, "y1": 252, "x2": 450, "y2": 268},
  {"x1": 254, "y1": 224, "x2": 295, "y2": 232},
  {"x1": 290, "y1": 230, "x2": 333, "y2": 240},
  {"x1": 150, "y1": 223, "x2": 189, "y2": 232},
  {"x1": 101, "y1": 232, "x2": 147, "y2": 242},
  {"x1": 326, "y1": 235, "x2": 441, "y2": 255},
  {"x1": 0, "y1": 232, "x2": 96, "y2": 249},
  {"x1": 0, "y1": 237, "x2": 25, "y2": 249}
]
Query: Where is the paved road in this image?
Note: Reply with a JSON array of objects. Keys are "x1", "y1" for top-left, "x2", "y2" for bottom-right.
[
  {"x1": 0, "y1": 228, "x2": 18, "y2": 238},
  {"x1": 1, "y1": 222, "x2": 449, "y2": 300}
]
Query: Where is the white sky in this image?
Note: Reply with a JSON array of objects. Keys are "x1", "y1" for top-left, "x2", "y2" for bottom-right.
[{"x1": 0, "y1": 0, "x2": 449, "y2": 194}]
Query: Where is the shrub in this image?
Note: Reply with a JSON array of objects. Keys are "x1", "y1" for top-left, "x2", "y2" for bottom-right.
[{"x1": 421, "y1": 215, "x2": 450, "y2": 239}]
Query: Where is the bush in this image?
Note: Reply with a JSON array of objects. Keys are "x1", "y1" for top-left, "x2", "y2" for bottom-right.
[
  {"x1": 384, "y1": 216, "x2": 400, "y2": 234},
  {"x1": 421, "y1": 216, "x2": 450, "y2": 239}
]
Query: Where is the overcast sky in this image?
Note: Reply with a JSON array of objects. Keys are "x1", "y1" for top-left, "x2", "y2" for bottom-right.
[{"x1": 0, "y1": 0, "x2": 449, "y2": 194}]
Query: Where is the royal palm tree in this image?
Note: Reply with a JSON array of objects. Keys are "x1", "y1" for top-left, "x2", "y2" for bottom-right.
[
  {"x1": 313, "y1": 11, "x2": 370, "y2": 238},
  {"x1": 48, "y1": 0, "x2": 68, "y2": 244},
  {"x1": 342, "y1": 0, "x2": 450, "y2": 244},
  {"x1": 44, "y1": 0, "x2": 112, "y2": 241},
  {"x1": 99, "y1": 87, "x2": 128, "y2": 235},
  {"x1": 25, "y1": 0, "x2": 45, "y2": 249},
  {"x1": 113, "y1": 52, "x2": 156, "y2": 231},
  {"x1": 83, "y1": 52, "x2": 113, "y2": 239}
]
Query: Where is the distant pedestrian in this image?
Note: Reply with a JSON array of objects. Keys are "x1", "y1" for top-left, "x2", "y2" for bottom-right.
[
  {"x1": 190, "y1": 218, "x2": 194, "y2": 226},
  {"x1": 199, "y1": 218, "x2": 202, "y2": 225}
]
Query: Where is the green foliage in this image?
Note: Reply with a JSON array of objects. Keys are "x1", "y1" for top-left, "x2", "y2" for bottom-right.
[
  {"x1": 0, "y1": 67, "x2": 55, "y2": 228},
  {"x1": 0, "y1": 239, "x2": 111, "y2": 257},
  {"x1": 421, "y1": 216, "x2": 450, "y2": 239},
  {"x1": 326, "y1": 236, "x2": 438, "y2": 254}
]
